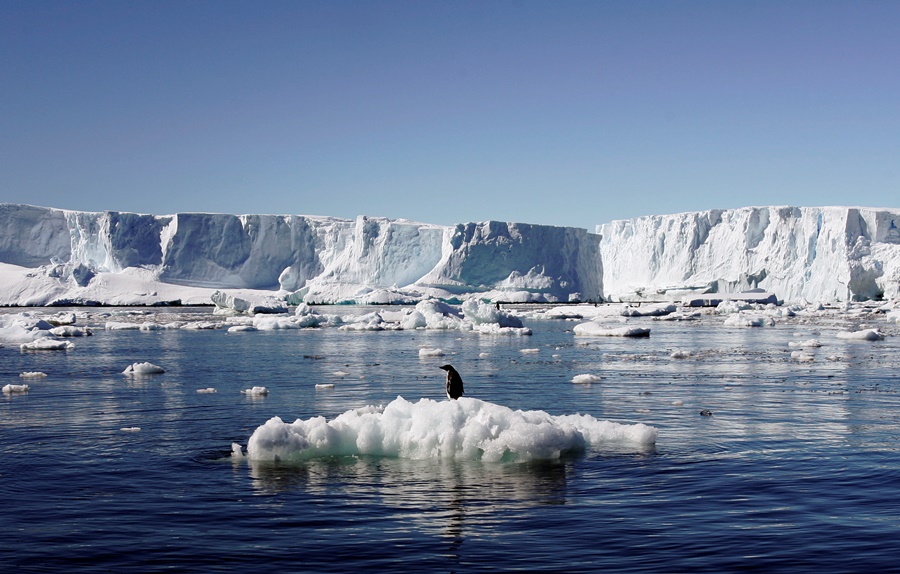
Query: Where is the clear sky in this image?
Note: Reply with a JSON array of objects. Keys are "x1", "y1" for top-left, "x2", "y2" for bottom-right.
[{"x1": 2, "y1": 0, "x2": 899, "y2": 230}]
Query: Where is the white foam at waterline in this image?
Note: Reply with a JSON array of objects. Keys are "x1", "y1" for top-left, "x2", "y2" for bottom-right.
[
  {"x1": 20, "y1": 372, "x2": 47, "y2": 378},
  {"x1": 122, "y1": 362, "x2": 165, "y2": 375},
  {"x1": 3, "y1": 384, "x2": 29, "y2": 394},
  {"x1": 243, "y1": 396, "x2": 658, "y2": 463},
  {"x1": 242, "y1": 386, "x2": 269, "y2": 396},
  {"x1": 572, "y1": 374, "x2": 601, "y2": 384}
]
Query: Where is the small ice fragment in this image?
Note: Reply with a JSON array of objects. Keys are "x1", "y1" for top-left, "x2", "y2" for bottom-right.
[
  {"x1": 120, "y1": 427, "x2": 141, "y2": 432},
  {"x1": 242, "y1": 386, "x2": 269, "y2": 396},
  {"x1": 418, "y1": 348, "x2": 444, "y2": 357},
  {"x1": 572, "y1": 374, "x2": 601, "y2": 384},
  {"x1": 315, "y1": 383, "x2": 335, "y2": 389},
  {"x1": 197, "y1": 388, "x2": 217, "y2": 394},
  {"x1": 122, "y1": 362, "x2": 165, "y2": 375},
  {"x1": 231, "y1": 443, "x2": 244, "y2": 459},
  {"x1": 670, "y1": 350, "x2": 691, "y2": 359},
  {"x1": 2, "y1": 384, "x2": 29, "y2": 394},
  {"x1": 20, "y1": 372, "x2": 48, "y2": 378},
  {"x1": 520, "y1": 348, "x2": 540, "y2": 354},
  {"x1": 479, "y1": 352, "x2": 490, "y2": 358},
  {"x1": 671, "y1": 400, "x2": 684, "y2": 406},
  {"x1": 333, "y1": 371, "x2": 349, "y2": 377}
]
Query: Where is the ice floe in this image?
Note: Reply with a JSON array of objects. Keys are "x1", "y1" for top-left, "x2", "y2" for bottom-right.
[
  {"x1": 2, "y1": 384, "x2": 29, "y2": 394},
  {"x1": 122, "y1": 362, "x2": 165, "y2": 375},
  {"x1": 238, "y1": 396, "x2": 657, "y2": 463}
]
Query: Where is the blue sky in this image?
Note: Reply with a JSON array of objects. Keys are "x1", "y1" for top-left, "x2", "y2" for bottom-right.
[{"x1": 2, "y1": 1, "x2": 899, "y2": 230}]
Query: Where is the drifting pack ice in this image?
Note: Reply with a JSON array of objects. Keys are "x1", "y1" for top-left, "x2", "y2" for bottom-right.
[{"x1": 0, "y1": 203, "x2": 898, "y2": 306}]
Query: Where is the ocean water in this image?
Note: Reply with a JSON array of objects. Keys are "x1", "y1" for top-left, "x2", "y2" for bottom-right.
[{"x1": 2, "y1": 306, "x2": 900, "y2": 572}]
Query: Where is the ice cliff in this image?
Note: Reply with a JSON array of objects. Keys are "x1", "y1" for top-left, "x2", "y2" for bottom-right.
[
  {"x1": 1, "y1": 204, "x2": 898, "y2": 306},
  {"x1": 0, "y1": 204, "x2": 601, "y2": 306},
  {"x1": 598, "y1": 206, "x2": 900, "y2": 303}
]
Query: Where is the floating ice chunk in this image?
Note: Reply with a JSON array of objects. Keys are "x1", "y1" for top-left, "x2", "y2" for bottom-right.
[
  {"x1": 672, "y1": 400, "x2": 684, "y2": 406},
  {"x1": 572, "y1": 374, "x2": 601, "y2": 384},
  {"x1": 479, "y1": 352, "x2": 490, "y2": 358},
  {"x1": 332, "y1": 371, "x2": 349, "y2": 377},
  {"x1": 621, "y1": 303, "x2": 676, "y2": 317},
  {"x1": 212, "y1": 290, "x2": 287, "y2": 315},
  {"x1": 461, "y1": 299, "x2": 525, "y2": 328},
  {"x1": 789, "y1": 339, "x2": 822, "y2": 348},
  {"x1": 20, "y1": 339, "x2": 75, "y2": 351},
  {"x1": 120, "y1": 427, "x2": 141, "y2": 432},
  {"x1": 227, "y1": 325, "x2": 258, "y2": 333},
  {"x1": 669, "y1": 350, "x2": 692, "y2": 359},
  {"x1": 520, "y1": 348, "x2": 540, "y2": 354},
  {"x1": 723, "y1": 314, "x2": 775, "y2": 327},
  {"x1": 244, "y1": 396, "x2": 657, "y2": 463},
  {"x1": 419, "y1": 347, "x2": 444, "y2": 357},
  {"x1": 105, "y1": 321, "x2": 144, "y2": 330},
  {"x1": 836, "y1": 328, "x2": 884, "y2": 341},
  {"x1": 49, "y1": 325, "x2": 92, "y2": 337},
  {"x1": 573, "y1": 322, "x2": 651, "y2": 337},
  {"x1": 122, "y1": 362, "x2": 165, "y2": 375},
  {"x1": 791, "y1": 350, "x2": 816, "y2": 362},
  {"x1": 231, "y1": 443, "x2": 245, "y2": 459},
  {"x1": 315, "y1": 383, "x2": 335, "y2": 389},
  {"x1": 242, "y1": 386, "x2": 269, "y2": 396},
  {"x1": 20, "y1": 371, "x2": 47, "y2": 378},
  {"x1": 2, "y1": 384, "x2": 29, "y2": 394}
]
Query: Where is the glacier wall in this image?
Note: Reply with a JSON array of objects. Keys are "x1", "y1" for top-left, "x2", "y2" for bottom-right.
[
  {"x1": 0, "y1": 204, "x2": 602, "y2": 305},
  {"x1": 598, "y1": 206, "x2": 900, "y2": 303}
]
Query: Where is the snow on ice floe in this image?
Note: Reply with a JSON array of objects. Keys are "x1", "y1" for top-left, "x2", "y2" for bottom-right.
[
  {"x1": 836, "y1": 328, "x2": 884, "y2": 341},
  {"x1": 20, "y1": 338, "x2": 75, "y2": 351},
  {"x1": 2, "y1": 384, "x2": 29, "y2": 394},
  {"x1": 237, "y1": 396, "x2": 657, "y2": 463},
  {"x1": 122, "y1": 362, "x2": 165, "y2": 375}
]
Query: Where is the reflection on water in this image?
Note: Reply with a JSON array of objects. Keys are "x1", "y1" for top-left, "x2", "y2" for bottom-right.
[{"x1": 242, "y1": 454, "x2": 570, "y2": 560}]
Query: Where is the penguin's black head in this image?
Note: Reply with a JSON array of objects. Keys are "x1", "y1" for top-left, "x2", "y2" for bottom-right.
[{"x1": 439, "y1": 364, "x2": 454, "y2": 372}]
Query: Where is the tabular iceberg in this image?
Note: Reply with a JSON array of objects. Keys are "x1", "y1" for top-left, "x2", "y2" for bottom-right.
[
  {"x1": 0, "y1": 204, "x2": 601, "y2": 306},
  {"x1": 1, "y1": 204, "x2": 898, "y2": 306},
  {"x1": 598, "y1": 206, "x2": 900, "y2": 303}
]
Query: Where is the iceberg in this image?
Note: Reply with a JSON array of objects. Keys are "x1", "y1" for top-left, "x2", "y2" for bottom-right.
[{"x1": 1, "y1": 203, "x2": 899, "y2": 306}]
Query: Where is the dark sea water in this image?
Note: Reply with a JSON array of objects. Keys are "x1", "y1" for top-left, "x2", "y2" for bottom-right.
[{"x1": 2, "y1": 306, "x2": 900, "y2": 572}]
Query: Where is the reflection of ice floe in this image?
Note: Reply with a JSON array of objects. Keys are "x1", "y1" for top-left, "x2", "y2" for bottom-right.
[{"x1": 238, "y1": 396, "x2": 657, "y2": 463}]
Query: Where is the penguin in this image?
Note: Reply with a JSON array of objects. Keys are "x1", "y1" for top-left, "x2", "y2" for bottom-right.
[{"x1": 439, "y1": 364, "x2": 464, "y2": 400}]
